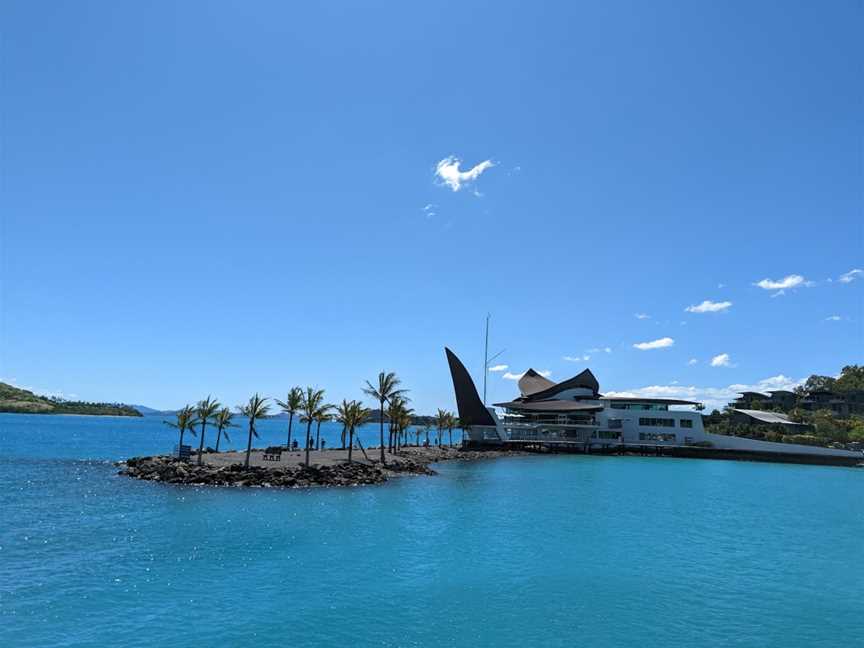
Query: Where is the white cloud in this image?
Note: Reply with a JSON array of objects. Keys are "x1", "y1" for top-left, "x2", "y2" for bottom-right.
[
  {"x1": 488, "y1": 364, "x2": 508, "y2": 372},
  {"x1": 563, "y1": 355, "x2": 591, "y2": 362},
  {"x1": 838, "y1": 269, "x2": 862, "y2": 284},
  {"x1": 754, "y1": 274, "x2": 806, "y2": 291},
  {"x1": 717, "y1": 283, "x2": 726, "y2": 289},
  {"x1": 825, "y1": 315, "x2": 842, "y2": 322},
  {"x1": 635, "y1": 313, "x2": 651, "y2": 320},
  {"x1": 502, "y1": 369, "x2": 551, "y2": 380},
  {"x1": 434, "y1": 156, "x2": 495, "y2": 192},
  {"x1": 604, "y1": 374, "x2": 803, "y2": 411},
  {"x1": 421, "y1": 204, "x2": 437, "y2": 218},
  {"x1": 688, "y1": 358, "x2": 699, "y2": 365},
  {"x1": 710, "y1": 353, "x2": 733, "y2": 367},
  {"x1": 685, "y1": 300, "x2": 732, "y2": 314},
  {"x1": 587, "y1": 347, "x2": 612, "y2": 354},
  {"x1": 633, "y1": 337, "x2": 674, "y2": 350}
]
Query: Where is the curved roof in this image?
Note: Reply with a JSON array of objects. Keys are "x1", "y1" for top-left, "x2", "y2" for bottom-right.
[
  {"x1": 732, "y1": 409, "x2": 809, "y2": 426},
  {"x1": 494, "y1": 399, "x2": 603, "y2": 413},
  {"x1": 523, "y1": 369, "x2": 600, "y2": 401},
  {"x1": 518, "y1": 369, "x2": 556, "y2": 397},
  {"x1": 602, "y1": 396, "x2": 699, "y2": 406}
]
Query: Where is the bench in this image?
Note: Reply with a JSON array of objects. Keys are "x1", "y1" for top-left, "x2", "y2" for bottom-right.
[
  {"x1": 262, "y1": 452, "x2": 282, "y2": 462},
  {"x1": 175, "y1": 444, "x2": 192, "y2": 461}
]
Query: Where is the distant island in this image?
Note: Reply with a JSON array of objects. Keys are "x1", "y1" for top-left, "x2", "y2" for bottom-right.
[{"x1": 0, "y1": 382, "x2": 142, "y2": 417}]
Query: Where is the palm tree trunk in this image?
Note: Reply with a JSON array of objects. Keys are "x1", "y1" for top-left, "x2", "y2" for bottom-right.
[
  {"x1": 305, "y1": 420, "x2": 313, "y2": 466},
  {"x1": 197, "y1": 421, "x2": 207, "y2": 465},
  {"x1": 179, "y1": 429, "x2": 185, "y2": 457},
  {"x1": 287, "y1": 412, "x2": 294, "y2": 448},
  {"x1": 315, "y1": 420, "x2": 322, "y2": 449},
  {"x1": 379, "y1": 398, "x2": 386, "y2": 464},
  {"x1": 215, "y1": 426, "x2": 222, "y2": 452},
  {"x1": 341, "y1": 425, "x2": 346, "y2": 449},
  {"x1": 425, "y1": 428, "x2": 429, "y2": 445},
  {"x1": 245, "y1": 421, "x2": 254, "y2": 468},
  {"x1": 348, "y1": 427, "x2": 354, "y2": 463}
]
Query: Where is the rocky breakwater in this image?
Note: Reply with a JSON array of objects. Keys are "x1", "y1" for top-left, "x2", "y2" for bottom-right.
[{"x1": 118, "y1": 455, "x2": 436, "y2": 489}]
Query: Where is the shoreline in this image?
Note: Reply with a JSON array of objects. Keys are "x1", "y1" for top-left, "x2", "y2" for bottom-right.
[{"x1": 117, "y1": 446, "x2": 522, "y2": 489}]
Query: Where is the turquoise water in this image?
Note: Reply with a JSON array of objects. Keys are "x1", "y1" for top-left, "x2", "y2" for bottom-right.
[{"x1": 1, "y1": 414, "x2": 862, "y2": 647}]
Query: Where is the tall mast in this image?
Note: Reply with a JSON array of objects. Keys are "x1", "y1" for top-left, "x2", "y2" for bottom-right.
[{"x1": 483, "y1": 313, "x2": 490, "y2": 405}]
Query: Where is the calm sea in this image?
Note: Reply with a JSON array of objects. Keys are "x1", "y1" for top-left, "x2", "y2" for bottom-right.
[{"x1": 1, "y1": 413, "x2": 862, "y2": 647}]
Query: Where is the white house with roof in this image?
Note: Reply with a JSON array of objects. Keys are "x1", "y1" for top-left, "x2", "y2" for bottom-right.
[{"x1": 444, "y1": 348, "x2": 862, "y2": 463}]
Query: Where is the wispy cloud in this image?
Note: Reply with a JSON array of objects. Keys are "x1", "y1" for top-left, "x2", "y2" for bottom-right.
[
  {"x1": 435, "y1": 156, "x2": 495, "y2": 192},
  {"x1": 710, "y1": 353, "x2": 733, "y2": 368},
  {"x1": 633, "y1": 337, "x2": 674, "y2": 350},
  {"x1": 604, "y1": 374, "x2": 803, "y2": 411},
  {"x1": 688, "y1": 358, "x2": 699, "y2": 365},
  {"x1": 825, "y1": 315, "x2": 842, "y2": 322},
  {"x1": 838, "y1": 268, "x2": 862, "y2": 284},
  {"x1": 502, "y1": 369, "x2": 551, "y2": 380},
  {"x1": 754, "y1": 274, "x2": 812, "y2": 297},
  {"x1": 488, "y1": 364, "x2": 508, "y2": 372},
  {"x1": 634, "y1": 313, "x2": 651, "y2": 320},
  {"x1": 685, "y1": 300, "x2": 732, "y2": 314},
  {"x1": 421, "y1": 204, "x2": 437, "y2": 218},
  {"x1": 587, "y1": 347, "x2": 612, "y2": 354},
  {"x1": 563, "y1": 355, "x2": 591, "y2": 362}
]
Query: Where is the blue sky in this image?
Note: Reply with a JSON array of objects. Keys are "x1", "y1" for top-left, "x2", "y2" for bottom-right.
[{"x1": 1, "y1": 1, "x2": 861, "y2": 412}]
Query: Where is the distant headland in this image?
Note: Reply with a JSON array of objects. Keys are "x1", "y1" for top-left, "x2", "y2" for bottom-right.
[{"x1": 0, "y1": 382, "x2": 141, "y2": 417}]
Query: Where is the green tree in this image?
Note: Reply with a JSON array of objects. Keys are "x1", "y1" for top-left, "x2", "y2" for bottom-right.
[
  {"x1": 275, "y1": 386, "x2": 303, "y2": 450},
  {"x1": 195, "y1": 395, "x2": 222, "y2": 465},
  {"x1": 300, "y1": 387, "x2": 326, "y2": 466},
  {"x1": 435, "y1": 409, "x2": 449, "y2": 446},
  {"x1": 164, "y1": 405, "x2": 198, "y2": 457},
  {"x1": 238, "y1": 394, "x2": 270, "y2": 468},
  {"x1": 363, "y1": 372, "x2": 407, "y2": 464},
  {"x1": 795, "y1": 374, "x2": 837, "y2": 396},
  {"x1": 314, "y1": 405, "x2": 333, "y2": 449},
  {"x1": 214, "y1": 407, "x2": 236, "y2": 452},
  {"x1": 344, "y1": 400, "x2": 370, "y2": 464},
  {"x1": 335, "y1": 400, "x2": 351, "y2": 449},
  {"x1": 835, "y1": 365, "x2": 864, "y2": 392}
]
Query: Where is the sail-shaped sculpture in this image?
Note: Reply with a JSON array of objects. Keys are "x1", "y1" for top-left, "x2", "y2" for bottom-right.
[{"x1": 444, "y1": 347, "x2": 497, "y2": 427}]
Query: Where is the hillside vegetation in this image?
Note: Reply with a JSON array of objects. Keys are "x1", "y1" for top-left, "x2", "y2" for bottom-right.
[{"x1": 0, "y1": 382, "x2": 141, "y2": 417}]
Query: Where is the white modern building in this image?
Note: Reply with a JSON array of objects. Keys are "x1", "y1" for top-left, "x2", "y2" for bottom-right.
[{"x1": 444, "y1": 348, "x2": 862, "y2": 465}]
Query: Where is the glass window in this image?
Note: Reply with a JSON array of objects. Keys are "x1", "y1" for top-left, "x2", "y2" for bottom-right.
[
  {"x1": 639, "y1": 417, "x2": 675, "y2": 427},
  {"x1": 680, "y1": 419, "x2": 693, "y2": 428}
]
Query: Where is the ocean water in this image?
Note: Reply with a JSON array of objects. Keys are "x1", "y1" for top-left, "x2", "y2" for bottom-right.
[{"x1": 1, "y1": 414, "x2": 862, "y2": 647}]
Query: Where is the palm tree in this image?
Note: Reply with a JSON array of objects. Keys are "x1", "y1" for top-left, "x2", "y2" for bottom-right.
[
  {"x1": 436, "y1": 409, "x2": 448, "y2": 447},
  {"x1": 300, "y1": 387, "x2": 325, "y2": 466},
  {"x1": 195, "y1": 395, "x2": 221, "y2": 465},
  {"x1": 397, "y1": 410, "x2": 413, "y2": 450},
  {"x1": 447, "y1": 412, "x2": 458, "y2": 447},
  {"x1": 423, "y1": 423, "x2": 432, "y2": 446},
  {"x1": 275, "y1": 386, "x2": 303, "y2": 450},
  {"x1": 335, "y1": 400, "x2": 352, "y2": 449},
  {"x1": 458, "y1": 418, "x2": 471, "y2": 447},
  {"x1": 214, "y1": 407, "x2": 236, "y2": 452},
  {"x1": 314, "y1": 405, "x2": 333, "y2": 449},
  {"x1": 238, "y1": 394, "x2": 270, "y2": 468},
  {"x1": 344, "y1": 400, "x2": 370, "y2": 464},
  {"x1": 363, "y1": 372, "x2": 407, "y2": 464},
  {"x1": 164, "y1": 405, "x2": 198, "y2": 458}
]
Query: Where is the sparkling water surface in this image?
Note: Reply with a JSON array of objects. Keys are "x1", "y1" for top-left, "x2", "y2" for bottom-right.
[{"x1": 1, "y1": 414, "x2": 862, "y2": 647}]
